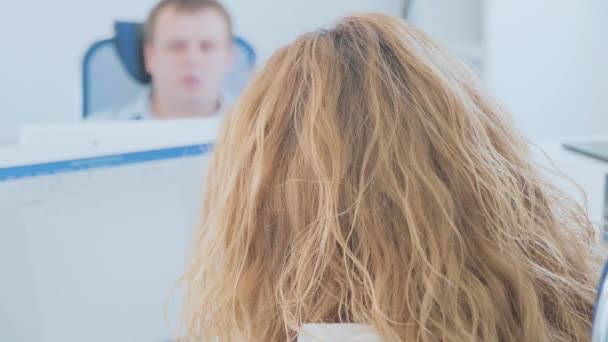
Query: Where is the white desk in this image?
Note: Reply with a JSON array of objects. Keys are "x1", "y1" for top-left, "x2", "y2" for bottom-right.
[{"x1": 535, "y1": 138, "x2": 608, "y2": 237}]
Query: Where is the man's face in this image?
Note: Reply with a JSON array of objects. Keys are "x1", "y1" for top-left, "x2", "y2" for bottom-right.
[{"x1": 145, "y1": 6, "x2": 233, "y2": 106}]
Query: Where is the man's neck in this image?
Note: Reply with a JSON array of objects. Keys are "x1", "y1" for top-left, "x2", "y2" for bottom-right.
[{"x1": 150, "y1": 95, "x2": 220, "y2": 119}]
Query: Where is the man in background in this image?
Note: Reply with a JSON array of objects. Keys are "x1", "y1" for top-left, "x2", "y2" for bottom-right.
[{"x1": 90, "y1": 0, "x2": 235, "y2": 120}]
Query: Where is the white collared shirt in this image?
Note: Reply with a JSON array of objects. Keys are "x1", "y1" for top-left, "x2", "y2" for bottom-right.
[
  {"x1": 87, "y1": 87, "x2": 232, "y2": 121},
  {"x1": 298, "y1": 324, "x2": 382, "y2": 341}
]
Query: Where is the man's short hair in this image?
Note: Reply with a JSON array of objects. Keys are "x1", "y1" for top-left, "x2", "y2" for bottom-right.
[{"x1": 144, "y1": 0, "x2": 233, "y2": 43}]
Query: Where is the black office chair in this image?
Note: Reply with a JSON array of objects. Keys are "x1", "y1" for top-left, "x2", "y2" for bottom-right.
[{"x1": 82, "y1": 21, "x2": 256, "y2": 118}]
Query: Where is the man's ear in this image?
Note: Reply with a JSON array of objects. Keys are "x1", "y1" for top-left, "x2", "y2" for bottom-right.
[{"x1": 144, "y1": 43, "x2": 154, "y2": 74}]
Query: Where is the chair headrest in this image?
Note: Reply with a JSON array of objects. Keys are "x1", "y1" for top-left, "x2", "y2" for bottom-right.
[
  {"x1": 112, "y1": 21, "x2": 256, "y2": 85},
  {"x1": 114, "y1": 22, "x2": 150, "y2": 84}
]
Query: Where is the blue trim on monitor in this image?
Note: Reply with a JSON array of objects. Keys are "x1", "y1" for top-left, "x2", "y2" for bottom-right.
[
  {"x1": 0, "y1": 144, "x2": 213, "y2": 182},
  {"x1": 82, "y1": 38, "x2": 116, "y2": 118}
]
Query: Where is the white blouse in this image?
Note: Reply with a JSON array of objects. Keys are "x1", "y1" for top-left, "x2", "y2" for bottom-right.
[{"x1": 298, "y1": 324, "x2": 382, "y2": 341}]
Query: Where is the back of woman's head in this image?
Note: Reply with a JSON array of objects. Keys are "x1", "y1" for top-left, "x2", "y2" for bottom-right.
[{"x1": 181, "y1": 13, "x2": 598, "y2": 341}]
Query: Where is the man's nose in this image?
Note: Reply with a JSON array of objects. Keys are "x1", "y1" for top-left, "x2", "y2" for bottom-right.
[{"x1": 183, "y1": 45, "x2": 203, "y2": 66}]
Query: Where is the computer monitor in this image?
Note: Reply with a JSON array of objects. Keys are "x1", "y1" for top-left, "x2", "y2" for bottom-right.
[
  {"x1": 0, "y1": 125, "x2": 18, "y2": 146},
  {"x1": 0, "y1": 142, "x2": 213, "y2": 342},
  {"x1": 563, "y1": 141, "x2": 608, "y2": 163},
  {"x1": 593, "y1": 260, "x2": 608, "y2": 341},
  {"x1": 19, "y1": 118, "x2": 222, "y2": 151}
]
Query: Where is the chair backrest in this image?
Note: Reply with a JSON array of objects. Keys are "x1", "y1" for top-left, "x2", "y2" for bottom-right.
[{"x1": 82, "y1": 21, "x2": 256, "y2": 118}]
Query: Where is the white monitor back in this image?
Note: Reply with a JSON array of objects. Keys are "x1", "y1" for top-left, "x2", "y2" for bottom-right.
[
  {"x1": 19, "y1": 118, "x2": 223, "y2": 151},
  {"x1": 0, "y1": 141, "x2": 213, "y2": 342}
]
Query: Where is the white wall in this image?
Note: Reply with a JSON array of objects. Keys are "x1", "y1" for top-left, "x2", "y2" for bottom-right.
[
  {"x1": 224, "y1": 0, "x2": 404, "y2": 62},
  {"x1": 0, "y1": 0, "x2": 159, "y2": 135},
  {"x1": 486, "y1": 0, "x2": 608, "y2": 139},
  {"x1": 3, "y1": 0, "x2": 604, "y2": 141},
  {"x1": 0, "y1": 1, "x2": 403, "y2": 137}
]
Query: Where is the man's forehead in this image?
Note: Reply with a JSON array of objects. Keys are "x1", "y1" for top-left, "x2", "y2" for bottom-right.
[{"x1": 153, "y1": 6, "x2": 231, "y2": 40}]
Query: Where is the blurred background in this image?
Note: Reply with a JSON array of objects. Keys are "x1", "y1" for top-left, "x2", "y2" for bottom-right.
[{"x1": 0, "y1": 0, "x2": 606, "y2": 141}]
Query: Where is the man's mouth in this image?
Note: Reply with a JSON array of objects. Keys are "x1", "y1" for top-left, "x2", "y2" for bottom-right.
[{"x1": 182, "y1": 75, "x2": 201, "y2": 88}]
